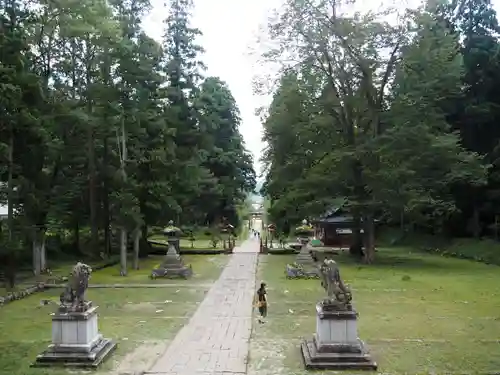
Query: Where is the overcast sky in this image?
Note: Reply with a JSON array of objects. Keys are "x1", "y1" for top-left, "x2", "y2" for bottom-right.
[{"x1": 143, "y1": 0, "x2": 500, "y2": 178}]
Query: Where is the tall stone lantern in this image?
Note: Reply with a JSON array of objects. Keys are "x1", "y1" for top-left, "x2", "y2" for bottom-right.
[
  {"x1": 150, "y1": 220, "x2": 192, "y2": 279},
  {"x1": 285, "y1": 219, "x2": 318, "y2": 279},
  {"x1": 220, "y1": 221, "x2": 235, "y2": 251},
  {"x1": 163, "y1": 220, "x2": 181, "y2": 253},
  {"x1": 267, "y1": 223, "x2": 276, "y2": 246}
]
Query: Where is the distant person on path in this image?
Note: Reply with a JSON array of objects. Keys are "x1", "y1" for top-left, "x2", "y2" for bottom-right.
[{"x1": 255, "y1": 282, "x2": 268, "y2": 323}]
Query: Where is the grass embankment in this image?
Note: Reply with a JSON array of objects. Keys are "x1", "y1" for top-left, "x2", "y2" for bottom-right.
[
  {"x1": 380, "y1": 228, "x2": 500, "y2": 265},
  {"x1": 0, "y1": 254, "x2": 229, "y2": 375},
  {"x1": 248, "y1": 248, "x2": 500, "y2": 375}
]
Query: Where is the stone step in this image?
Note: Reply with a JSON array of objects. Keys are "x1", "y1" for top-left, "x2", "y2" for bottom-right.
[{"x1": 301, "y1": 340, "x2": 377, "y2": 371}]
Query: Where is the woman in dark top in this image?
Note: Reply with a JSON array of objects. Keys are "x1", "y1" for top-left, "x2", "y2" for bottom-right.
[{"x1": 256, "y1": 282, "x2": 267, "y2": 323}]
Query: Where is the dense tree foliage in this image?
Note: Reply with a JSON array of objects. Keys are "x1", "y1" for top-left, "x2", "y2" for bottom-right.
[
  {"x1": 260, "y1": 0, "x2": 500, "y2": 263},
  {"x1": 0, "y1": 0, "x2": 255, "y2": 281}
]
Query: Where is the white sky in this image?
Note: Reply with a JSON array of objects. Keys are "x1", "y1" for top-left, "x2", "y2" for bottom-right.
[{"x1": 143, "y1": 0, "x2": 500, "y2": 178}]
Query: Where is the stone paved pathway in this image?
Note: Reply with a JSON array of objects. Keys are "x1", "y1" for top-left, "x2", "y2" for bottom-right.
[{"x1": 144, "y1": 238, "x2": 260, "y2": 375}]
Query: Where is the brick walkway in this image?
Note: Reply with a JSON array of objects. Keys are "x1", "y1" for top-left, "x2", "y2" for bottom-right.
[{"x1": 144, "y1": 239, "x2": 259, "y2": 375}]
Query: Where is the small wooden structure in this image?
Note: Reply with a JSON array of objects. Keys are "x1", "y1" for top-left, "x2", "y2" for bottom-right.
[{"x1": 311, "y1": 207, "x2": 365, "y2": 248}]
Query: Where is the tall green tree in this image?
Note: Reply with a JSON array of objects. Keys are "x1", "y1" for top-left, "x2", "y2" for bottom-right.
[
  {"x1": 435, "y1": 0, "x2": 500, "y2": 237},
  {"x1": 196, "y1": 77, "x2": 256, "y2": 226},
  {"x1": 261, "y1": 0, "x2": 486, "y2": 262},
  {"x1": 0, "y1": 0, "x2": 256, "y2": 283}
]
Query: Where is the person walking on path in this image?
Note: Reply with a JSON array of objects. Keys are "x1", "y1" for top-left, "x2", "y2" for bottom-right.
[{"x1": 255, "y1": 282, "x2": 268, "y2": 323}]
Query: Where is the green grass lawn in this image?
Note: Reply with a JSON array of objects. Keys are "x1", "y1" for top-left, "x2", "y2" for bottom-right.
[
  {"x1": 0, "y1": 286, "x2": 208, "y2": 375},
  {"x1": 0, "y1": 254, "x2": 229, "y2": 375},
  {"x1": 89, "y1": 254, "x2": 230, "y2": 284},
  {"x1": 248, "y1": 248, "x2": 500, "y2": 375}
]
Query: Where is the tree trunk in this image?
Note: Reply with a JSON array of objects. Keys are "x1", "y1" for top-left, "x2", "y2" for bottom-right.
[
  {"x1": 472, "y1": 206, "x2": 481, "y2": 238},
  {"x1": 120, "y1": 229, "x2": 127, "y2": 276},
  {"x1": 40, "y1": 234, "x2": 46, "y2": 272},
  {"x1": 5, "y1": 122, "x2": 17, "y2": 287},
  {"x1": 73, "y1": 219, "x2": 80, "y2": 253},
  {"x1": 32, "y1": 238, "x2": 41, "y2": 276},
  {"x1": 350, "y1": 159, "x2": 368, "y2": 260},
  {"x1": 5, "y1": 256, "x2": 16, "y2": 290},
  {"x1": 141, "y1": 224, "x2": 148, "y2": 241},
  {"x1": 119, "y1": 111, "x2": 128, "y2": 276},
  {"x1": 350, "y1": 211, "x2": 364, "y2": 257},
  {"x1": 7, "y1": 123, "x2": 14, "y2": 241},
  {"x1": 103, "y1": 136, "x2": 111, "y2": 256},
  {"x1": 85, "y1": 38, "x2": 98, "y2": 252},
  {"x1": 133, "y1": 229, "x2": 141, "y2": 270},
  {"x1": 363, "y1": 215, "x2": 376, "y2": 264},
  {"x1": 495, "y1": 215, "x2": 499, "y2": 241}
]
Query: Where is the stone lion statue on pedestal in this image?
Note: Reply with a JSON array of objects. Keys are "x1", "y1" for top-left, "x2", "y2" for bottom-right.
[
  {"x1": 319, "y1": 259, "x2": 352, "y2": 310},
  {"x1": 59, "y1": 262, "x2": 92, "y2": 309}
]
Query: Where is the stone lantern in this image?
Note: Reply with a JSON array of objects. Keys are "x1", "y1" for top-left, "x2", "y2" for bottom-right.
[
  {"x1": 267, "y1": 223, "x2": 276, "y2": 248},
  {"x1": 151, "y1": 220, "x2": 192, "y2": 279},
  {"x1": 285, "y1": 219, "x2": 318, "y2": 279},
  {"x1": 220, "y1": 220, "x2": 235, "y2": 251}
]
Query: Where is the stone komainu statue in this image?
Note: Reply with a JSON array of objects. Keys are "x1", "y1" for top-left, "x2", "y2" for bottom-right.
[
  {"x1": 319, "y1": 259, "x2": 352, "y2": 309},
  {"x1": 60, "y1": 262, "x2": 92, "y2": 307}
]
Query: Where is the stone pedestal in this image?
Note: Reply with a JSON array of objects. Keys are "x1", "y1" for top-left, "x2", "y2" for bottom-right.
[
  {"x1": 151, "y1": 244, "x2": 193, "y2": 279},
  {"x1": 295, "y1": 244, "x2": 316, "y2": 267},
  {"x1": 301, "y1": 303, "x2": 377, "y2": 371},
  {"x1": 166, "y1": 237, "x2": 180, "y2": 253},
  {"x1": 295, "y1": 240, "x2": 318, "y2": 275},
  {"x1": 32, "y1": 303, "x2": 117, "y2": 368}
]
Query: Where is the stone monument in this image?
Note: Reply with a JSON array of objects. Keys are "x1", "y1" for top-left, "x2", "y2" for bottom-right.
[
  {"x1": 163, "y1": 220, "x2": 181, "y2": 252},
  {"x1": 151, "y1": 221, "x2": 192, "y2": 279},
  {"x1": 286, "y1": 219, "x2": 318, "y2": 278},
  {"x1": 32, "y1": 262, "x2": 116, "y2": 368},
  {"x1": 295, "y1": 219, "x2": 317, "y2": 265},
  {"x1": 300, "y1": 259, "x2": 377, "y2": 370}
]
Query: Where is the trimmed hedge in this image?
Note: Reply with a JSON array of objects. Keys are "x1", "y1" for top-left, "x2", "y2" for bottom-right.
[
  {"x1": 267, "y1": 248, "x2": 297, "y2": 255},
  {"x1": 178, "y1": 249, "x2": 232, "y2": 255}
]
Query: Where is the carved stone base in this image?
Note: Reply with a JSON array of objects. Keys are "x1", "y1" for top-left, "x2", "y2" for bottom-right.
[
  {"x1": 301, "y1": 336, "x2": 377, "y2": 371},
  {"x1": 285, "y1": 264, "x2": 319, "y2": 279},
  {"x1": 32, "y1": 338, "x2": 117, "y2": 368},
  {"x1": 151, "y1": 264, "x2": 193, "y2": 279},
  {"x1": 300, "y1": 302, "x2": 377, "y2": 371},
  {"x1": 57, "y1": 300, "x2": 93, "y2": 314},
  {"x1": 151, "y1": 245, "x2": 193, "y2": 279},
  {"x1": 295, "y1": 246, "x2": 316, "y2": 268},
  {"x1": 32, "y1": 304, "x2": 117, "y2": 368},
  {"x1": 151, "y1": 257, "x2": 193, "y2": 279}
]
